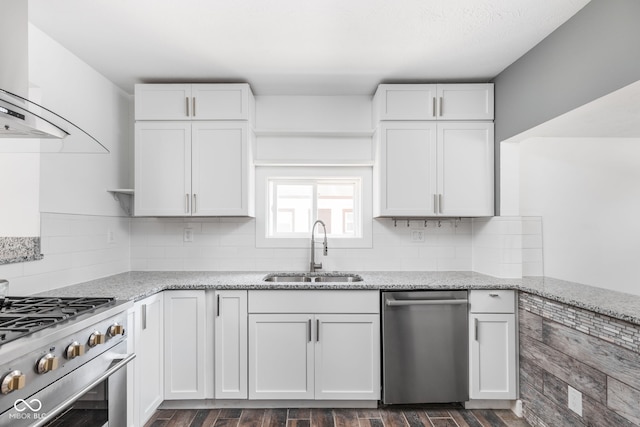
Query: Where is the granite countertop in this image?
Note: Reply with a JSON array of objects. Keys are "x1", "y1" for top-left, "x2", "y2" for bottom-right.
[{"x1": 37, "y1": 270, "x2": 640, "y2": 326}]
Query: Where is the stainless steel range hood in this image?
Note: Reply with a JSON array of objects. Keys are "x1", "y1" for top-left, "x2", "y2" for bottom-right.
[
  {"x1": 0, "y1": 89, "x2": 68, "y2": 139},
  {"x1": 0, "y1": 0, "x2": 108, "y2": 153}
]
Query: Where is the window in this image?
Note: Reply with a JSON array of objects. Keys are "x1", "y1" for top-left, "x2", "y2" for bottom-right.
[
  {"x1": 256, "y1": 167, "x2": 372, "y2": 249},
  {"x1": 268, "y1": 179, "x2": 361, "y2": 238}
]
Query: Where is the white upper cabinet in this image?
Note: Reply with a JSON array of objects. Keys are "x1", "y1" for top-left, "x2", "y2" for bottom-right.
[
  {"x1": 134, "y1": 121, "x2": 254, "y2": 217},
  {"x1": 135, "y1": 83, "x2": 254, "y2": 121},
  {"x1": 375, "y1": 121, "x2": 494, "y2": 217},
  {"x1": 374, "y1": 83, "x2": 494, "y2": 121}
]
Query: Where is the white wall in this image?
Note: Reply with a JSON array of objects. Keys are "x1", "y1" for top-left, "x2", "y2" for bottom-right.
[
  {"x1": 519, "y1": 137, "x2": 640, "y2": 294},
  {"x1": 30, "y1": 24, "x2": 132, "y2": 216}
]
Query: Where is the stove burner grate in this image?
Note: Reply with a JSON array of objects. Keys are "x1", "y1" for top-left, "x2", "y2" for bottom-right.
[{"x1": 0, "y1": 296, "x2": 115, "y2": 345}]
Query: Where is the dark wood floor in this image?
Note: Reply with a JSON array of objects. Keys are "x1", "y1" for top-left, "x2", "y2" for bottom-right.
[{"x1": 144, "y1": 406, "x2": 530, "y2": 427}]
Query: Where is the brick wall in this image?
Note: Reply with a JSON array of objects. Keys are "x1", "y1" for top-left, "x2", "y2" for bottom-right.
[{"x1": 519, "y1": 293, "x2": 640, "y2": 426}]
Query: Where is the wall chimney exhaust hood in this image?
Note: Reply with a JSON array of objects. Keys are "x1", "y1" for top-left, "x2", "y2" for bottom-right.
[{"x1": 0, "y1": 0, "x2": 108, "y2": 153}]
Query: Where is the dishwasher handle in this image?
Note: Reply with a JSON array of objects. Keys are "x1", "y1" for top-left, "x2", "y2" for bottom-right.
[{"x1": 386, "y1": 298, "x2": 468, "y2": 307}]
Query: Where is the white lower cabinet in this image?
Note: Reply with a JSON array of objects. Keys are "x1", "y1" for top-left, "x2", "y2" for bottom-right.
[
  {"x1": 214, "y1": 290, "x2": 248, "y2": 399},
  {"x1": 129, "y1": 293, "x2": 164, "y2": 427},
  {"x1": 164, "y1": 290, "x2": 207, "y2": 399},
  {"x1": 247, "y1": 290, "x2": 380, "y2": 401},
  {"x1": 314, "y1": 314, "x2": 380, "y2": 400},
  {"x1": 468, "y1": 290, "x2": 517, "y2": 400},
  {"x1": 249, "y1": 313, "x2": 315, "y2": 399}
]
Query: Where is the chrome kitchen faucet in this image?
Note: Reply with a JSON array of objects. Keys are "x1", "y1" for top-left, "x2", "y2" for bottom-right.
[{"x1": 310, "y1": 220, "x2": 328, "y2": 272}]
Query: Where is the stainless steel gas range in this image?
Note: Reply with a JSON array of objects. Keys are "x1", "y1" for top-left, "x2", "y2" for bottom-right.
[{"x1": 0, "y1": 296, "x2": 134, "y2": 427}]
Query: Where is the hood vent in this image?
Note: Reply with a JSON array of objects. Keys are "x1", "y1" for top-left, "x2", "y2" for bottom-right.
[
  {"x1": 0, "y1": 89, "x2": 109, "y2": 153},
  {"x1": 0, "y1": 89, "x2": 68, "y2": 139}
]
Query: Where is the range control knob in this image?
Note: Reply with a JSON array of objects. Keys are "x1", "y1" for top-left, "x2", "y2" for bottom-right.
[
  {"x1": 88, "y1": 331, "x2": 105, "y2": 347},
  {"x1": 65, "y1": 341, "x2": 85, "y2": 359},
  {"x1": 36, "y1": 353, "x2": 59, "y2": 374},
  {"x1": 108, "y1": 323, "x2": 124, "y2": 337},
  {"x1": 1, "y1": 370, "x2": 26, "y2": 394}
]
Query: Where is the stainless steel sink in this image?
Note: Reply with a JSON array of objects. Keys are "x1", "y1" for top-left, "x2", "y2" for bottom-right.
[
  {"x1": 312, "y1": 275, "x2": 363, "y2": 282},
  {"x1": 263, "y1": 275, "x2": 312, "y2": 282},
  {"x1": 263, "y1": 273, "x2": 363, "y2": 283}
]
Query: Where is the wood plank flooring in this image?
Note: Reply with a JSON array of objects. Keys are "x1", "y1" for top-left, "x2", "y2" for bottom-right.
[{"x1": 144, "y1": 406, "x2": 530, "y2": 427}]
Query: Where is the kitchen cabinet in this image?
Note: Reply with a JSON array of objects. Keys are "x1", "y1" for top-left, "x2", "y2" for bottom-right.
[
  {"x1": 135, "y1": 83, "x2": 254, "y2": 121},
  {"x1": 214, "y1": 290, "x2": 248, "y2": 399},
  {"x1": 164, "y1": 290, "x2": 207, "y2": 400},
  {"x1": 247, "y1": 290, "x2": 380, "y2": 401},
  {"x1": 468, "y1": 290, "x2": 517, "y2": 400},
  {"x1": 129, "y1": 293, "x2": 164, "y2": 427},
  {"x1": 375, "y1": 121, "x2": 494, "y2": 217},
  {"x1": 373, "y1": 83, "x2": 494, "y2": 121},
  {"x1": 134, "y1": 121, "x2": 254, "y2": 216}
]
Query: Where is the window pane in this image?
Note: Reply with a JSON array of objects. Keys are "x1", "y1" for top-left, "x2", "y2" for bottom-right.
[
  {"x1": 272, "y1": 183, "x2": 312, "y2": 234},
  {"x1": 317, "y1": 183, "x2": 356, "y2": 237}
]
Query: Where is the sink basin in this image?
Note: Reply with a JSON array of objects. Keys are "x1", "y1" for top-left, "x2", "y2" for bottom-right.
[
  {"x1": 263, "y1": 275, "x2": 312, "y2": 282},
  {"x1": 263, "y1": 273, "x2": 363, "y2": 283},
  {"x1": 313, "y1": 275, "x2": 363, "y2": 282}
]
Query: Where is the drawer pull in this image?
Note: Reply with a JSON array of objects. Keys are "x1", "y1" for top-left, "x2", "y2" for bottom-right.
[{"x1": 489, "y1": 293, "x2": 499, "y2": 297}]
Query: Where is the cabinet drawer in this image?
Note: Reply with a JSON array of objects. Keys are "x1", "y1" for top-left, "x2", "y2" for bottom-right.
[
  {"x1": 469, "y1": 290, "x2": 515, "y2": 313},
  {"x1": 248, "y1": 290, "x2": 379, "y2": 314}
]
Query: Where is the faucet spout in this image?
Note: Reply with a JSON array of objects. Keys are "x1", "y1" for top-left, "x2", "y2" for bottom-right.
[{"x1": 310, "y1": 220, "x2": 328, "y2": 272}]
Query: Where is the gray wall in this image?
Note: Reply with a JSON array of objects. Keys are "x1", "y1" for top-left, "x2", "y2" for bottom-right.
[{"x1": 492, "y1": 0, "x2": 640, "y2": 213}]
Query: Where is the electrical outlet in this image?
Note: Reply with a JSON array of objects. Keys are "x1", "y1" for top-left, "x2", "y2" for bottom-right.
[
  {"x1": 410, "y1": 230, "x2": 425, "y2": 242},
  {"x1": 568, "y1": 386, "x2": 583, "y2": 416},
  {"x1": 107, "y1": 228, "x2": 115, "y2": 244},
  {"x1": 183, "y1": 228, "x2": 194, "y2": 242}
]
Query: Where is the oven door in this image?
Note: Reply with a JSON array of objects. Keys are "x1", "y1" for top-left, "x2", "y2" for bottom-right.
[{"x1": 0, "y1": 341, "x2": 135, "y2": 427}]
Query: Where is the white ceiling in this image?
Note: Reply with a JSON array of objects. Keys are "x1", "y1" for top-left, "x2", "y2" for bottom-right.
[{"x1": 28, "y1": 0, "x2": 590, "y2": 96}]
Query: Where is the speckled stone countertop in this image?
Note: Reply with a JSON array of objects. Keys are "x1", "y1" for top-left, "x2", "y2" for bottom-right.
[{"x1": 36, "y1": 271, "x2": 640, "y2": 326}]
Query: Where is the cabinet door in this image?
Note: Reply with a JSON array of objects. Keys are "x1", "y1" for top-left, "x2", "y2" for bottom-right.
[
  {"x1": 135, "y1": 293, "x2": 164, "y2": 426},
  {"x1": 192, "y1": 122, "x2": 250, "y2": 216},
  {"x1": 164, "y1": 290, "x2": 206, "y2": 400},
  {"x1": 436, "y1": 84, "x2": 494, "y2": 120},
  {"x1": 469, "y1": 313, "x2": 517, "y2": 399},
  {"x1": 135, "y1": 84, "x2": 192, "y2": 120},
  {"x1": 375, "y1": 84, "x2": 437, "y2": 120},
  {"x1": 134, "y1": 122, "x2": 192, "y2": 216},
  {"x1": 315, "y1": 314, "x2": 380, "y2": 400},
  {"x1": 215, "y1": 290, "x2": 248, "y2": 399},
  {"x1": 192, "y1": 84, "x2": 251, "y2": 120},
  {"x1": 377, "y1": 122, "x2": 437, "y2": 216},
  {"x1": 437, "y1": 122, "x2": 494, "y2": 217},
  {"x1": 248, "y1": 314, "x2": 314, "y2": 400}
]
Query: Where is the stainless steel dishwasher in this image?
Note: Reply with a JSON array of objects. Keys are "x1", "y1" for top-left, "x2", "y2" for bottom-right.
[{"x1": 382, "y1": 290, "x2": 468, "y2": 404}]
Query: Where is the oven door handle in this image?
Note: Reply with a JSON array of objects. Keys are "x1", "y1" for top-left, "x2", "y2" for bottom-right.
[{"x1": 32, "y1": 353, "x2": 136, "y2": 427}]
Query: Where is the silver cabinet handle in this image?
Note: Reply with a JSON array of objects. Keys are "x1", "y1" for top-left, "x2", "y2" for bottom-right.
[
  {"x1": 316, "y1": 319, "x2": 320, "y2": 342},
  {"x1": 142, "y1": 304, "x2": 147, "y2": 330},
  {"x1": 434, "y1": 194, "x2": 438, "y2": 214},
  {"x1": 432, "y1": 97, "x2": 437, "y2": 118},
  {"x1": 439, "y1": 97, "x2": 443, "y2": 116},
  {"x1": 186, "y1": 97, "x2": 190, "y2": 117},
  {"x1": 489, "y1": 292, "x2": 499, "y2": 297},
  {"x1": 186, "y1": 193, "x2": 190, "y2": 214},
  {"x1": 386, "y1": 298, "x2": 468, "y2": 306},
  {"x1": 474, "y1": 317, "x2": 478, "y2": 341},
  {"x1": 193, "y1": 97, "x2": 196, "y2": 117},
  {"x1": 193, "y1": 193, "x2": 197, "y2": 214},
  {"x1": 216, "y1": 294, "x2": 220, "y2": 317},
  {"x1": 439, "y1": 194, "x2": 443, "y2": 214},
  {"x1": 308, "y1": 319, "x2": 312, "y2": 342}
]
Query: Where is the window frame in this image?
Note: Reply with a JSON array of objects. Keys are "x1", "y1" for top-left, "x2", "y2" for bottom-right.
[{"x1": 256, "y1": 166, "x2": 373, "y2": 249}]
